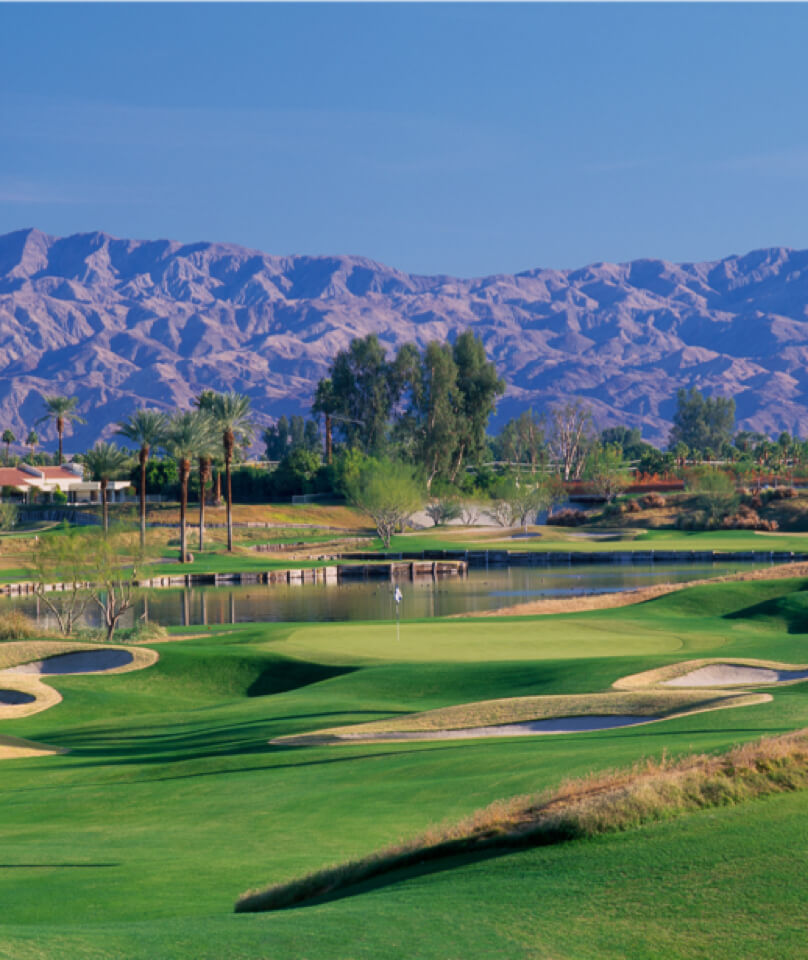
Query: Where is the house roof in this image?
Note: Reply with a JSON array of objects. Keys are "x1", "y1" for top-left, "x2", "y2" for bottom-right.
[{"x1": 0, "y1": 468, "x2": 39, "y2": 488}]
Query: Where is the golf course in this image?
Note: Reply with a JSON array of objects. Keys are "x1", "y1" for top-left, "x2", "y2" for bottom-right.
[{"x1": 2, "y1": 561, "x2": 808, "y2": 959}]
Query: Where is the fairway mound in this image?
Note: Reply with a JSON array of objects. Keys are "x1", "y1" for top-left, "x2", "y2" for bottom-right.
[
  {"x1": 237, "y1": 729, "x2": 808, "y2": 913},
  {"x1": 271, "y1": 688, "x2": 766, "y2": 746},
  {"x1": 664, "y1": 663, "x2": 808, "y2": 687},
  {"x1": 0, "y1": 641, "x2": 158, "y2": 723},
  {"x1": 616, "y1": 658, "x2": 808, "y2": 690}
]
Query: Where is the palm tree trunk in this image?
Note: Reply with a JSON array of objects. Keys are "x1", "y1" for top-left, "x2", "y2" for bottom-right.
[
  {"x1": 139, "y1": 446, "x2": 148, "y2": 550},
  {"x1": 101, "y1": 478, "x2": 109, "y2": 533},
  {"x1": 179, "y1": 459, "x2": 190, "y2": 563},
  {"x1": 325, "y1": 413, "x2": 333, "y2": 464},
  {"x1": 224, "y1": 428, "x2": 234, "y2": 552},
  {"x1": 225, "y1": 453, "x2": 233, "y2": 551},
  {"x1": 198, "y1": 457, "x2": 211, "y2": 552},
  {"x1": 57, "y1": 417, "x2": 64, "y2": 466},
  {"x1": 214, "y1": 467, "x2": 221, "y2": 505}
]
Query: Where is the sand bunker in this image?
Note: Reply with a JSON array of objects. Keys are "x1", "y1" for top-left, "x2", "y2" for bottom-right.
[
  {"x1": 3, "y1": 648, "x2": 134, "y2": 676},
  {"x1": 0, "y1": 689, "x2": 35, "y2": 705},
  {"x1": 0, "y1": 642, "x2": 158, "y2": 733},
  {"x1": 301, "y1": 715, "x2": 652, "y2": 744},
  {"x1": 664, "y1": 664, "x2": 808, "y2": 687}
]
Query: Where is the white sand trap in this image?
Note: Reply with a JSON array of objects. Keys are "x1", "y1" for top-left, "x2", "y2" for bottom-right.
[
  {"x1": 287, "y1": 715, "x2": 651, "y2": 745},
  {"x1": 665, "y1": 664, "x2": 808, "y2": 688},
  {"x1": 0, "y1": 689, "x2": 36, "y2": 704},
  {"x1": 4, "y1": 649, "x2": 134, "y2": 676}
]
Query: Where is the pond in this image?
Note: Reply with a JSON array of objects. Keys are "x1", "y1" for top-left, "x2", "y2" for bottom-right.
[{"x1": 6, "y1": 561, "x2": 767, "y2": 629}]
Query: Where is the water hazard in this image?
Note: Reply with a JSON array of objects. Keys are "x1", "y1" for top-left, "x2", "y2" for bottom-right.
[{"x1": 4, "y1": 561, "x2": 764, "y2": 629}]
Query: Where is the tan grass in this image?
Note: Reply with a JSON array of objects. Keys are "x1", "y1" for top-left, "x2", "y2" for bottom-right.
[
  {"x1": 0, "y1": 733, "x2": 66, "y2": 760},
  {"x1": 236, "y1": 728, "x2": 808, "y2": 913},
  {"x1": 272, "y1": 690, "x2": 766, "y2": 745},
  {"x1": 0, "y1": 609, "x2": 46, "y2": 641}
]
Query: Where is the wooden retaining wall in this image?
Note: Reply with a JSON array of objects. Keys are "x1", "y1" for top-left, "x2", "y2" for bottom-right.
[{"x1": 339, "y1": 549, "x2": 808, "y2": 567}]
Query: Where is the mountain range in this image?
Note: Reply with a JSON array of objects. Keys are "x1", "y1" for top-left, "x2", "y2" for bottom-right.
[{"x1": 1, "y1": 227, "x2": 808, "y2": 452}]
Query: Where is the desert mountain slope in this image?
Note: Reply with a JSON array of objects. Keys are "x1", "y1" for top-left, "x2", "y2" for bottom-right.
[{"x1": 2, "y1": 227, "x2": 808, "y2": 450}]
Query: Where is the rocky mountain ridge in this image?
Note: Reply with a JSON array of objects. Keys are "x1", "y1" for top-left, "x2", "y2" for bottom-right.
[{"x1": 1, "y1": 227, "x2": 808, "y2": 451}]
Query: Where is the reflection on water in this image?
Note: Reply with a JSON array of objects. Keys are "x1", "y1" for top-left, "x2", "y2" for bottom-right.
[{"x1": 4, "y1": 562, "x2": 763, "y2": 629}]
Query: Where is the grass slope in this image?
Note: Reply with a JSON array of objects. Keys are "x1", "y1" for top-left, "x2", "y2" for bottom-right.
[{"x1": 1, "y1": 576, "x2": 808, "y2": 957}]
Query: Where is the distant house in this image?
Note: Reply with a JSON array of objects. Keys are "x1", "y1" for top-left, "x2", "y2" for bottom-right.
[{"x1": 0, "y1": 463, "x2": 130, "y2": 503}]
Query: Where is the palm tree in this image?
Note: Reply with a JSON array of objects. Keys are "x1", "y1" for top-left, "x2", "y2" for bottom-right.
[
  {"x1": 312, "y1": 378, "x2": 336, "y2": 465},
  {"x1": 209, "y1": 392, "x2": 254, "y2": 551},
  {"x1": 193, "y1": 390, "x2": 222, "y2": 506},
  {"x1": 83, "y1": 442, "x2": 131, "y2": 533},
  {"x1": 36, "y1": 396, "x2": 85, "y2": 465},
  {"x1": 116, "y1": 409, "x2": 170, "y2": 549},
  {"x1": 165, "y1": 410, "x2": 216, "y2": 564},
  {"x1": 26, "y1": 429, "x2": 38, "y2": 463},
  {"x1": 1, "y1": 430, "x2": 14, "y2": 465}
]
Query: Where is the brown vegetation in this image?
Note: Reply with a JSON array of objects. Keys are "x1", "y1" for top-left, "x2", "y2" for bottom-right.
[{"x1": 236, "y1": 729, "x2": 808, "y2": 913}]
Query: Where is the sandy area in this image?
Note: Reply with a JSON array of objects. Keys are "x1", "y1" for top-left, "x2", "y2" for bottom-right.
[
  {"x1": 0, "y1": 734, "x2": 66, "y2": 760},
  {"x1": 457, "y1": 561, "x2": 808, "y2": 618},
  {"x1": 4, "y1": 648, "x2": 135, "y2": 675},
  {"x1": 0, "y1": 642, "x2": 158, "y2": 728},
  {"x1": 665, "y1": 663, "x2": 808, "y2": 687},
  {"x1": 278, "y1": 715, "x2": 654, "y2": 745}
]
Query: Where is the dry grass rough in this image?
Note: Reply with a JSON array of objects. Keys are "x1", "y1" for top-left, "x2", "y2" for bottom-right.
[{"x1": 236, "y1": 729, "x2": 808, "y2": 913}]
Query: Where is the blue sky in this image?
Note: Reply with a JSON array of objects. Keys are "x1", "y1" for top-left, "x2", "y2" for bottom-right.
[{"x1": 2, "y1": 2, "x2": 808, "y2": 277}]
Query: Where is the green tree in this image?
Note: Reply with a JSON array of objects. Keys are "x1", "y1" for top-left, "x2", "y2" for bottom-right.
[
  {"x1": 1, "y1": 429, "x2": 14, "y2": 465},
  {"x1": 585, "y1": 443, "x2": 631, "y2": 502},
  {"x1": 669, "y1": 387, "x2": 735, "y2": 456},
  {"x1": 344, "y1": 459, "x2": 423, "y2": 547},
  {"x1": 209, "y1": 392, "x2": 255, "y2": 552},
  {"x1": 165, "y1": 410, "x2": 217, "y2": 563},
  {"x1": 36, "y1": 395, "x2": 86, "y2": 465},
  {"x1": 83, "y1": 442, "x2": 131, "y2": 533},
  {"x1": 324, "y1": 334, "x2": 398, "y2": 454},
  {"x1": 399, "y1": 341, "x2": 460, "y2": 492},
  {"x1": 448, "y1": 331, "x2": 505, "y2": 481},
  {"x1": 688, "y1": 469, "x2": 738, "y2": 526},
  {"x1": 25, "y1": 429, "x2": 38, "y2": 463},
  {"x1": 116, "y1": 409, "x2": 170, "y2": 548}
]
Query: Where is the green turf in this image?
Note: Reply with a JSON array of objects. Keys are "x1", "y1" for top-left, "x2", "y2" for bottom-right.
[
  {"x1": 387, "y1": 526, "x2": 808, "y2": 554},
  {"x1": 2, "y1": 576, "x2": 808, "y2": 958}
]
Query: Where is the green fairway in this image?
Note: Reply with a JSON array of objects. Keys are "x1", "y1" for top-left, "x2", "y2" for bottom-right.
[
  {"x1": 387, "y1": 526, "x2": 808, "y2": 554},
  {"x1": 2, "y1": 576, "x2": 808, "y2": 958}
]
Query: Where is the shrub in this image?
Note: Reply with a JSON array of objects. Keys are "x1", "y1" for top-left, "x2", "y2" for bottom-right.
[
  {"x1": 425, "y1": 498, "x2": 462, "y2": 527},
  {"x1": 623, "y1": 499, "x2": 642, "y2": 514},
  {"x1": 768, "y1": 486, "x2": 798, "y2": 500},
  {"x1": 460, "y1": 503, "x2": 481, "y2": 526},
  {"x1": 546, "y1": 508, "x2": 589, "y2": 527},
  {"x1": 639, "y1": 492, "x2": 667, "y2": 509},
  {"x1": 0, "y1": 608, "x2": 39, "y2": 641},
  {"x1": 487, "y1": 500, "x2": 514, "y2": 527}
]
